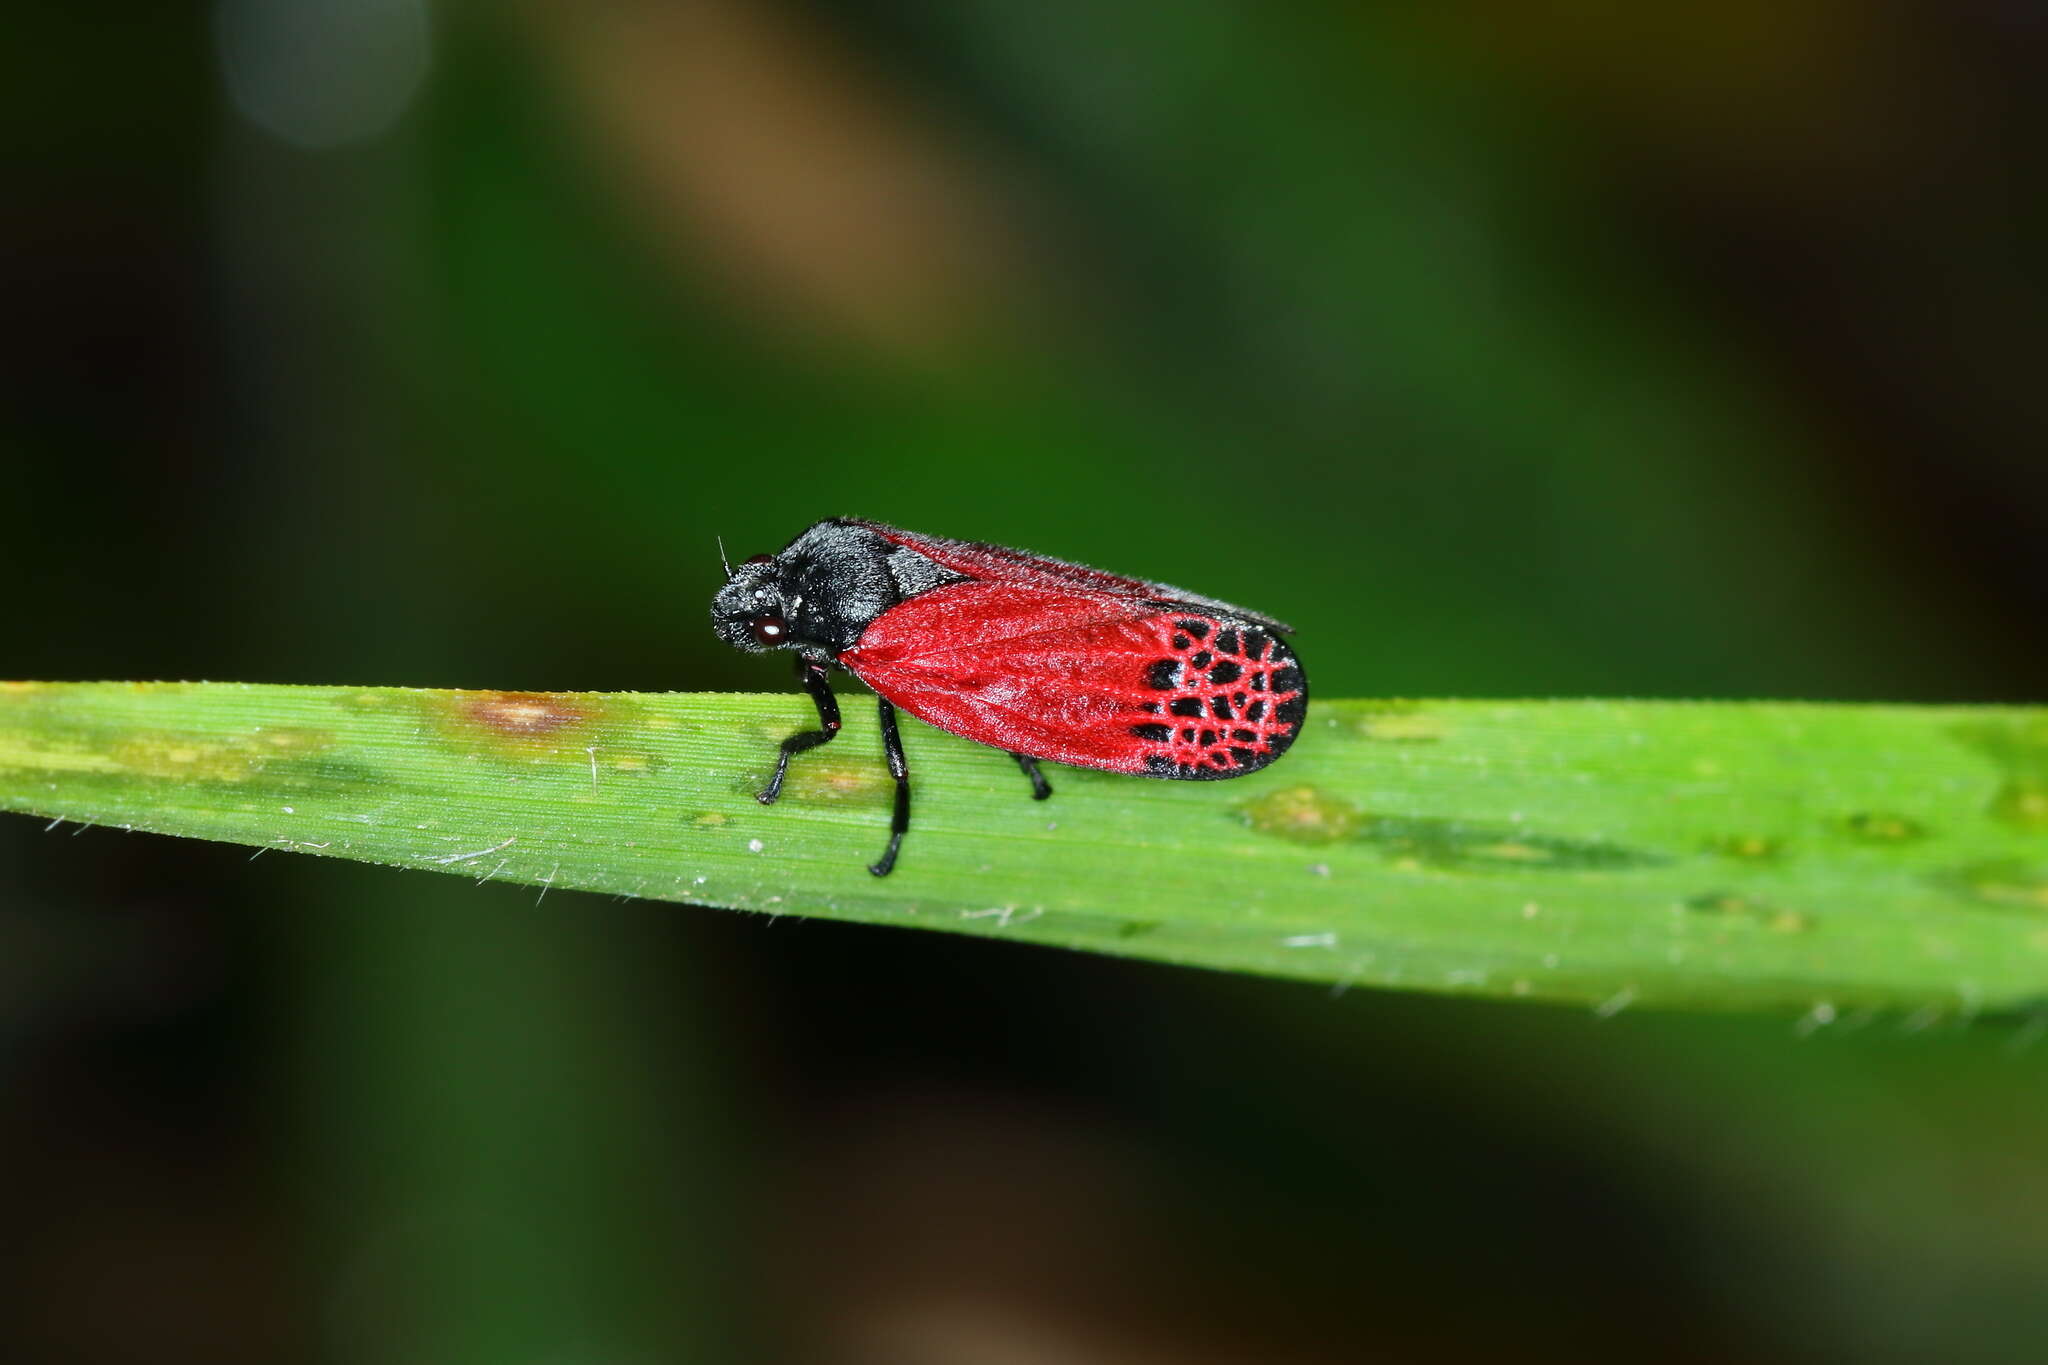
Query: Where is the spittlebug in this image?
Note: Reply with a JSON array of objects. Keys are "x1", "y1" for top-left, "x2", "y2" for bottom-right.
[{"x1": 711, "y1": 518, "x2": 1306, "y2": 875}]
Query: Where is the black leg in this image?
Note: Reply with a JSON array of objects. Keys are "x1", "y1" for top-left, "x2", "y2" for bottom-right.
[
  {"x1": 869, "y1": 696, "x2": 910, "y2": 877},
  {"x1": 759, "y1": 657, "x2": 840, "y2": 804},
  {"x1": 1010, "y1": 752, "x2": 1052, "y2": 801}
]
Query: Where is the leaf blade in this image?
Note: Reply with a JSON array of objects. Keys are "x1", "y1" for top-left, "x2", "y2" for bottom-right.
[{"x1": 4, "y1": 681, "x2": 2046, "y2": 1016}]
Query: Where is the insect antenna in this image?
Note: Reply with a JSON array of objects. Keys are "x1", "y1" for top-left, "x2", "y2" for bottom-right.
[{"x1": 717, "y1": 535, "x2": 734, "y2": 582}]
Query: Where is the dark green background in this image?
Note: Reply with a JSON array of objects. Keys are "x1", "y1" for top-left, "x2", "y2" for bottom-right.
[{"x1": 4, "y1": 3, "x2": 2045, "y2": 1360}]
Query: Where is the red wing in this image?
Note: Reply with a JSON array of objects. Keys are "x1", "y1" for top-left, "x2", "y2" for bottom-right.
[
  {"x1": 841, "y1": 582, "x2": 1306, "y2": 778},
  {"x1": 846, "y1": 518, "x2": 1294, "y2": 633}
]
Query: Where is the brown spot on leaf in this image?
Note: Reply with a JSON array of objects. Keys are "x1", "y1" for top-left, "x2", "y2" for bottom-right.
[
  {"x1": 785, "y1": 758, "x2": 887, "y2": 803},
  {"x1": 461, "y1": 692, "x2": 592, "y2": 736},
  {"x1": 423, "y1": 690, "x2": 641, "y2": 772}
]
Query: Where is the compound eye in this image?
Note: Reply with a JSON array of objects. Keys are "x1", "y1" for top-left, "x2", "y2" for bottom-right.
[
  {"x1": 744, "y1": 553, "x2": 775, "y2": 567},
  {"x1": 749, "y1": 613, "x2": 788, "y2": 645}
]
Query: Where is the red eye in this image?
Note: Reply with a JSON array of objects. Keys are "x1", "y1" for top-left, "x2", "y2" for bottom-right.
[
  {"x1": 745, "y1": 553, "x2": 775, "y2": 566},
  {"x1": 750, "y1": 614, "x2": 788, "y2": 645}
]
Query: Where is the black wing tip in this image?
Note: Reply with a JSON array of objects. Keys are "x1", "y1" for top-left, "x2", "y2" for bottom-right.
[
  {"x1": 1133, "y1": 693, "x2": 1308, "y2": 782},
  {"x1": 1124, "y1": 612, "x2": 1306, "y2": 780}
]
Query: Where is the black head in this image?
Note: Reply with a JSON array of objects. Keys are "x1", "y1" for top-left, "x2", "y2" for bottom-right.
[
  {"x1": 712, "y1": 519, "x2": 922, "y2": 658},
  {"x1": 711, "y1": 551, "x2": 794, "y2": 654}
]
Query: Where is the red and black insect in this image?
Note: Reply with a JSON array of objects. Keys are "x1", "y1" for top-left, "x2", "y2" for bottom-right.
[{"x1": 711, "y1": 518, "x2": 1306, "y2": 875}]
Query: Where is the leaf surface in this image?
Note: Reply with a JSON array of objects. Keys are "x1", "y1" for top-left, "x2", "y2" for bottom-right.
[{"x1": 5, "y1": 682, "x2": 2046, "y2": 1017}]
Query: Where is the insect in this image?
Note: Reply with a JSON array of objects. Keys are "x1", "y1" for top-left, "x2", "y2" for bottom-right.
[{"x1": 711, "y1": 518, "x2": 1306, "y2": 876}]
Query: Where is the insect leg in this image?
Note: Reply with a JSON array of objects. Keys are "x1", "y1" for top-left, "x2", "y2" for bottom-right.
[
  {"x1": 869, "y1": 696, "x2": 911, "y2": 877},
  {"x1": 758, "y1": 657, "x2": 841, "y2": 804},
  {"x1": 1009, "y1": 753, "x2": 1052, "y2": 801}
]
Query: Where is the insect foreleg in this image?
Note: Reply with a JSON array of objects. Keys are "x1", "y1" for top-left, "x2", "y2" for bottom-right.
[
  {"x1": 869, "y1": 696, "x2": 911, "y2": 877},
  {"x1": 758, "y1": 656, "x2": 841, "y2": 804},
  {"x1": 1009, "y1": 752, "x2": 1052, "y2": 801}
]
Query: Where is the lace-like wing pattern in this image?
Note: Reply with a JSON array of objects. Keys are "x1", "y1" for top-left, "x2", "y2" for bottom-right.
[{"x1": 1126, "y1": 614, "x2": 1305, "y2": 778}]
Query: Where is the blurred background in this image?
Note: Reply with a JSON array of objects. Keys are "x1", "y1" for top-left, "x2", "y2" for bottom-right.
[{"x1": 4, "y1": 1, "x2": 2046, "y2": 1360}]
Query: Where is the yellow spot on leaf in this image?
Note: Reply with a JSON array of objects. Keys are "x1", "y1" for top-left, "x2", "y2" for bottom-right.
[
  {"x1": 1238, "y1": 785, "x2": 1363, "y2": 845},
  {"x1": 1991, "y1": 780, "x2": 2048, "y2": 832},
  {"x1": 0, "y1": 739, "x2": 122, "y2": 773}
]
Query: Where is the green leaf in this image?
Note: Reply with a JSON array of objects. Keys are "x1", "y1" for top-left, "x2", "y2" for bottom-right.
[{"x1": 5, "y1": 681, "x2": 2046, "y2": 1018}]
